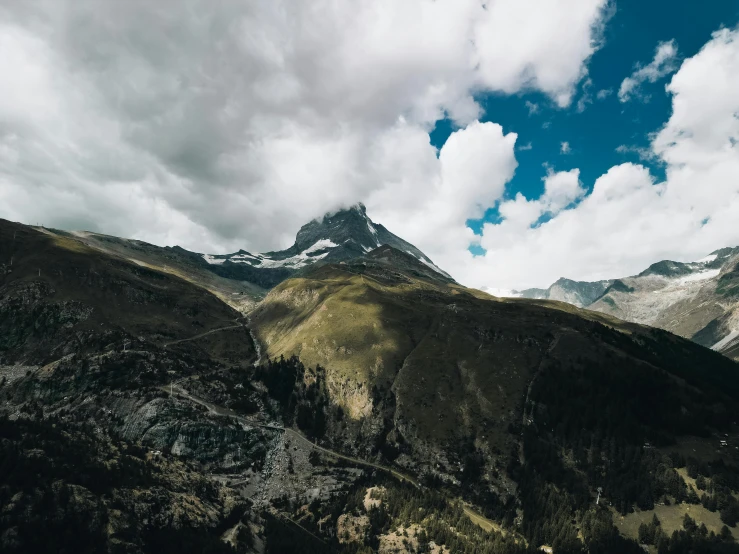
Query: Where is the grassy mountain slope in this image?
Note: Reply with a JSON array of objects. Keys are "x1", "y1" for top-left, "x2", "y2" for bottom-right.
[
  {"x1": 49, "y1": 228, "x2": 268, "y2": 312},
  {"x1": 251, "y1": 246, "x2": 739, "y2": 483},
  {"x1": 0, "y1": 218, "x2": 255, "y2": 365}
]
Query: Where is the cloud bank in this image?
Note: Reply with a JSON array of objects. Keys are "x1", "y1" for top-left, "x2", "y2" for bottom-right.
[
  {"x1": 1, "y1": 2, "x2": 737, "y2": 293},
  {"x1": 0, "y1": 0, "x2": 607, "y2": 254}
]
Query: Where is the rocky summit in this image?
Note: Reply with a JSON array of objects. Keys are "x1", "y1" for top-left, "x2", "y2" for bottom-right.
[
  {"x1": 515, "y1": 277, "x2": 614, "y2": 308},
  {"x1": 197, "y1": 203, "x2": 450, "y2": 283},
  {"x1": 62, "y1": 204, "x2": 449, "y2": 313}
]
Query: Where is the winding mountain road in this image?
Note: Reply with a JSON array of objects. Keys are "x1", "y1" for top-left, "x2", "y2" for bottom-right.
[
  {"x1": 161, "y1": 383, "x2": 503, "y2": 536},
  {"x1": 161, "y1": 383, "x2": 419, "y2": 486},
  {"x1": 162, "y1": 323, "x2": 244, "y2": 347}
]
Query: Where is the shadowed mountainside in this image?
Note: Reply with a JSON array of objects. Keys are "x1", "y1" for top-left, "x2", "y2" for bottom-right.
[
  {"x1": 0, "y1": 218, "x2": 256, "y2": 365},
  {"x1": 4, "y1": 219, "x2": 739, "y2": 552},
  {"x1": 251, "y1": 246, "x2": 739, "y2": 485}
]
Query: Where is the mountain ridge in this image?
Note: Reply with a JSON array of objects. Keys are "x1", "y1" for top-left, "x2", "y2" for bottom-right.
[
  {"x1": 45, "y1": 204, "x2": 450, "y2": 314},
  {"x1": 509, "y1": 247, "x2": 739, "y2": 360},
  {"x1": 515, "y1": 277, "x2": 614, "y2": 307},
  {"x1": 3, "y1": 217, "x2": 739, "y2": 552}
]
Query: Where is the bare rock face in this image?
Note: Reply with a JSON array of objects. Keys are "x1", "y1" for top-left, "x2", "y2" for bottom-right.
[
  {"x1": 111, "y1": 396, "x2": 273, "y2": 471},
  {"x1": 514, "y1": 247, "x2": 739, "y2": 361},
  {"x1": 516, "y1": 277, "x2": 613, "y2": 307}
]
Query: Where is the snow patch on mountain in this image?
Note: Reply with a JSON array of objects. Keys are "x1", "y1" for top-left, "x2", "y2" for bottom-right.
[
  {"x1": 367, "y1": 222, "x2": 380, "y2": 247},
  {"x1": 674, "y1": 268, "x2": 721, "y2": 285},
  {"x1": 303, "y1": 239, "x2": 339, "y2": 254},
  {"x1": 256, "y1": 251, "x2": 330, "y2": 269},
  {"x1": 202, "y1": 254, "x2": 226, "y2": 265},
  {"x1": 695, "y1": 254, "x2": 718, "y2": 264},
  {"x1": 202, "y1": 239, "x2": 338, "y2": 269},
  {"x1": 248, "y1": 239, "x2": 338, "y2": 269}
]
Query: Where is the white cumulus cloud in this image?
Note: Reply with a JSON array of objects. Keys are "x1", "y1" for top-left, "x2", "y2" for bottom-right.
[
  {"x1": 468, "y1": 28, "x2": 739, "y2": 291},
  {"x1": 0, "y1": 0, "x2": 609, "y2": 254},
  {"x1": 619, "y1": 39, "x2": 679, "y2": 102},
  {"x1": 366, "y1": 120, "x2": 518, "y2": 268}
]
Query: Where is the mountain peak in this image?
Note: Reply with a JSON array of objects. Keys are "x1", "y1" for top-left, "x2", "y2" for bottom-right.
[
  {"x1": 198, "y1": 204, "x2": 451, "y2": 282},
  {"x1": 350, "y1": 201, "x2": 367, "y2": 214},
  {"x1": 292, "y1": 202, "x2": 379, "y2": 255}
]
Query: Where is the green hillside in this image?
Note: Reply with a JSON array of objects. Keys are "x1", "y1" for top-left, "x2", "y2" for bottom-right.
[
  {"x1": 3, "y1": 220, "x2": 739, "y2": 553},
  {"x1": 0, "y1": 218, "x2": 256, "y2": 366},
  {"x1": 252, "y1": 246, "x2": 739, "y2": 552}
]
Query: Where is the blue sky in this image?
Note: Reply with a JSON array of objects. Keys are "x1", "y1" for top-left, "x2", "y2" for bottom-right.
[{"x1": 427, "y1": 0, "x2": 739, "y2": 248}]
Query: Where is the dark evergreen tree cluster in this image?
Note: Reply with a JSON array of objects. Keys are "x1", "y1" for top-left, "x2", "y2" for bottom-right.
[
  {"x1": 636, "y1": 512, "x2": 738, "y2": 553},
  {"x1": 0, "y1": 416, "x2": 249, "y2": 553},
  {"x1": 255, "y1": 355, "x2": 330, "y2": 439},
  {"x1": 521, "y1": 351, "x2": 739, "y2": 513}
]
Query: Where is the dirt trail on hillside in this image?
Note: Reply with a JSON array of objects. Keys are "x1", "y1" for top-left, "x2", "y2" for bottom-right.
[
  {"x1": 163, "y1": 323, "x2": 243, "y2": 347},
  {"x1": 161, "y1": 383, "x2": 512, "y2": 537},
  {"x1": 162, "y1": 384, "x2": 418, "y2": 486}
]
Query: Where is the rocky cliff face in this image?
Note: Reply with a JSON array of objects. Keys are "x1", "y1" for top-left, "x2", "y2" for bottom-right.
[
  {"x1": 587, "y1": 248, "x2": 739, "y2": 360},
  {"x1": 517, "y1": 277, "x2": 613, "y2": 307},
  {"x1": 0, "y1": 415, "x2": 248, "y2": 554},
  {"x1": 512, "y1": 247, "x2": 739, "y2": 360}
]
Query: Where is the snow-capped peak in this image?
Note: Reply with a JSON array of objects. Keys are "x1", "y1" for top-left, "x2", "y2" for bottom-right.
[
  {"x1": 202, "y1": 239, "x2": 339, "y2": 269},
  {"x1": 199, "y1": 204, "x2": 452, "y2": 280}
]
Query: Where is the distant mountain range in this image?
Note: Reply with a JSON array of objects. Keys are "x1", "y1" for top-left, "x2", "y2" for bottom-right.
[{"x1": 508, "y1": 247, "x2": 739, "y2": 360}]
